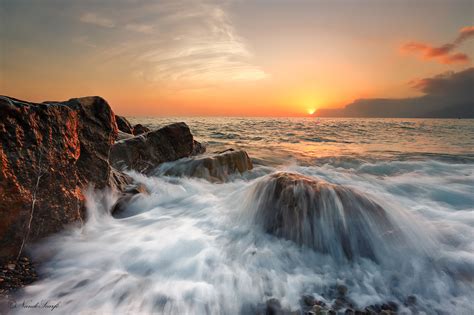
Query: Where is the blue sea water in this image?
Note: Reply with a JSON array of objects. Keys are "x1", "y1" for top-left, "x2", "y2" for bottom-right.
[{"x1": 16, "y1": 118, "x2": 474, "y2": 314}]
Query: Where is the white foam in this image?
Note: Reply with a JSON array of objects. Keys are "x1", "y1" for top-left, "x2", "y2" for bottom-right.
[{"x1": 16, "y1": 160, "x2": 474, "y2": 314}]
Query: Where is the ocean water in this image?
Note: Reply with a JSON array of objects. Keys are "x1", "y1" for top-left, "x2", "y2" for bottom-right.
[{"x1": 16, "y1": 118, "x2": 474, "y2": 314}]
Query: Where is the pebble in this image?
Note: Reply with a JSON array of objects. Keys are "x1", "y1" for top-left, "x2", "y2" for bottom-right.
[
  {"x1": 303, "y1": 294, "x2": 317, "y2": 306},
  {"x1": 0, "y1": 256, "x2": 38, "y2": 298},
  {"x1": 332, "y1": 298, "x2": 346, "y2": 310}
]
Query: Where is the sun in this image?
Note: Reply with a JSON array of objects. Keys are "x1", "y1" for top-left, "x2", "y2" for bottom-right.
[{"x1": 307, "y1": 108, "x2": 316, "y2": 115}]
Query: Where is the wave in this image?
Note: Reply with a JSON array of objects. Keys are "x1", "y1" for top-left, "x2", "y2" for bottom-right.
[{"x1": 14, "y1": 159, "x2": 474, "y2": 314}]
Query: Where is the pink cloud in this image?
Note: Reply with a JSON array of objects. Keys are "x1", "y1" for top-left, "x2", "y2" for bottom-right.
[{"x1": 401, "y1": 25, "x2": 473, "y2": 64}]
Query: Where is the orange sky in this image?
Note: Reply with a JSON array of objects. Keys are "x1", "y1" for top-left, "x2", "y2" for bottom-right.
[{"x1": 1, "y1": 0, "x2": 473, "y2": 116}]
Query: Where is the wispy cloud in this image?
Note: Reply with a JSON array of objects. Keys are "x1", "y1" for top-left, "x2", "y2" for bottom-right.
[
  {"x1": 79, "y1": 12, "x2": 115, "y2": 28},
  {"x1": 125, "y1": 23, "x2": 153, "y2": 34},
  {"x1": 77, "y1": 1, "x2": 267, "y2": 85},
  {"x1": 401, "y1": 26, "x2": 474, "y2": 64}
]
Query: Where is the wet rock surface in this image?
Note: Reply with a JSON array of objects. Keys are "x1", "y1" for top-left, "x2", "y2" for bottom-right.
[
  {"x1": 109, "y1": 122, "x2": 205, "y2": 173},
  {"x1": 115, "y1": 115, "x2": 134, "y2": 134},
  {"x1": 0, "y1": 95, "x2": 207, "y2": 298},
  {"x1": 249, "y1": 172, "x2": 396, "y2": 261},
  {"x1": 111, "y1": 183, "x2": 149, "y2": 218},
  {"x1": 259, "y1": 288, "x2": 403, "y2": 315},
  {"x1": 0, "y1": 95, "x2": 118, "y2": 262},
  {"x1": 132, "y1": 123, "x2": 150, "y2": 135},
  {"x1": 158, "y1": 148, "x2": 252, "y2": 181},
  {"x1": 0, "y1": 256, "x2": 38, "y2": 309}
]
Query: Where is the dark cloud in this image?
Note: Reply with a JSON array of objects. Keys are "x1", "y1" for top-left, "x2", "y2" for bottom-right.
[
  {"x1": 316, "y1": 68, "x2": 474, "y2": 118},
  {"x1": 401, "y1": 26, "x2": 473, "y2": 64}
]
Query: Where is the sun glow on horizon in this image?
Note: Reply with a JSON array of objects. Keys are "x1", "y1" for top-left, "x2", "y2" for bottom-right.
[{"x1": 307, "y1": 108, "x2": 316, "y2": 115}]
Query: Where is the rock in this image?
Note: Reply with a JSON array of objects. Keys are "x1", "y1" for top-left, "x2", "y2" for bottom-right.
[
  {"x1": 159, "y1": 149, "x2": 252, "y2": 181},
  {"x1": 311, "y1": 305, "x2": 323, "y2": 314},
  {"x1": 111, "y1": 183, "x2": 149, "y2": 218},
  {"x1": 365, "y1": 304, "x2": 382, "y2": 313},
  {"x1": 0, "y1": 95, "x2": 118, "y2": 262},
  {"x1": 109, "y1": 122, "x2": 204, "y2": 173},
  {"x1": 108, "y1": 167, "x2": 133, "y2": 192},
  {"x1": 389, "y1": 301, "x2": 398, "y2": 311},
  {"x1": 382, "y1": 301, "x2": 398, "y2": 312},
  {"x1": 192, "y1": 139, "x2": 206, "y2": 156},
  {"x1": 302, "y1": 295, "x2": 317, "y2": 306},
  {"x1": 332, "y1": 298, "x2": 346, "y2": 310},
  {"x1": 132, "y1": 123, "x2": 150, "y2": 135},
  {"x1": 344, "y1": 309, "x2": 355, "y2": 315},
  {"x1": 115, "y1": 115, "x2": 134, "y2": 134},
  {"x1": 248, "y1": 172, "x2": 395, "y2": 261},
  {"x1": 265, "y1": 298, "x2": 282, "y2": 315}
]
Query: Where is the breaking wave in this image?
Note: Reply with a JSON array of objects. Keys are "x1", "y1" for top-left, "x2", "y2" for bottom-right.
[{"x1": 15, "y1": 156, "x2": 474, "y2": 314}]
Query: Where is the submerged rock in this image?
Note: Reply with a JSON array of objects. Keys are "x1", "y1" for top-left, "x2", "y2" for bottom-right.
[
  {"x1": 159, "y1": 149, "x2": 252, "y2": 181},
  {"x1": 115, "y1": 115, "x2": 134, "y2": 134},
  {"x1": 248, "y1": 172, "x2": 396, "y2": 261},
  {"x1": 0, "y1": 96, "x2": 119, "y2": 262},
  {"x1": 111, "y1": 183, "x2": 149, "y2": 218},
  {"x1": 109, "y1": 122, "x2": 204, "y2": 173}
]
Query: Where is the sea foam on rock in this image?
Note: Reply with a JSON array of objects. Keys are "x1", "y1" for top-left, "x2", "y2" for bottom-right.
[
  {"x1": 246, "y1": 172, "x2": 400, "y2": 262},
  {"x1": 156, "y1": 149, "x2": 253, "y2": 181}
]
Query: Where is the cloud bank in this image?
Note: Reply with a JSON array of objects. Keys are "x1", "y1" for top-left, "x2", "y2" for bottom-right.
[
  {"x1": 316, "y1": 68, "x2": 474, "y2": 118},
  {"x1": 401, "y1": 26, "x2": 474, "y2": 64}
]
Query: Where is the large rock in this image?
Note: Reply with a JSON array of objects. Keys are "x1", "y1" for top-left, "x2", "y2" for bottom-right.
[
  {"x1": 158, "y1": 149, "x2": 253, "y2": 181},
  {"x1": 248, "y1": 172, "x2": 396, "y2": 261},
  {"x1": 0, "y1": 96, "x2": 120, "y2": 262},
  {"x1": 110, "y1": 122, "x2": 205, "y2": 173},
  {"x1": 115, "y1": 115, "x2": 134, "y2": 134}
]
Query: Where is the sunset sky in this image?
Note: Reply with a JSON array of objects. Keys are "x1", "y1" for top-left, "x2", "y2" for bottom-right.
[{"x1": 1, "y1": 0, "x2": 473, "y2": 116}]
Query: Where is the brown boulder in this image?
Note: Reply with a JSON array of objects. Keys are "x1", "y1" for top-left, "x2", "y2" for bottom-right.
[
  {"x1": 249, "y1": 172, "x2": 396, "y2": 261},
  {"x1": 159, "y1": 149, "x2": 252, "y2": 181},
  {"x1": 109, "y1": 122, "x2": 205, "y2": 173},
  {"x1": 115, "y1": 115, "x2": 134, "y2": 134},
  {"x1": 0, "y1": 96, "x2": 119, "y2": 262}
]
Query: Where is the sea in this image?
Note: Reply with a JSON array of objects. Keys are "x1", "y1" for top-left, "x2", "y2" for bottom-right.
[{"x1": 14, "y1": 118, "x2": 474, "y2": 314}]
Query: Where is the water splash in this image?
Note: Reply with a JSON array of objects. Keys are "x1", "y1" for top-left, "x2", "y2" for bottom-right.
[{"x1": 14, "y1": 158, "x2": 474, "y2": 314}]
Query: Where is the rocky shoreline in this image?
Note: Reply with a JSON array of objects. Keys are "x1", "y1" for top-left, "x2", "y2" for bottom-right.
[
  {"x1": 0, "y1": 95, "x2": 254, "y2": 303},
  {"x1": 0, "y1": 95, "x2": 420, "y2": 314}
]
